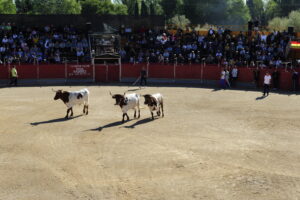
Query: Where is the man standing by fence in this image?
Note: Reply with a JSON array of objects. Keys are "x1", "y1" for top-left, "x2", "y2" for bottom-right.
[
  {"x1": 9, "y1": 65, "x2": 18, "y2": 86},
  {"x1": 231, "y1": 66, "x2": 238, "y2": 87},
  {"x1": 140, "y1": 66, "x2": 147, "y2": 86},
  {"x1": 263, "y1": 72, "x2": 271, "y2": 96}
]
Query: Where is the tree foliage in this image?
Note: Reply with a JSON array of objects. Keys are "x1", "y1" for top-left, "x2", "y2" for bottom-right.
[
  {"x1": 16, "y1": 0, "x2": 81, "y2": 14},
  {"x1": 265, "y1": 0, "x2": 280, "y2": 21},
  {"x1": 15, "y1": 0, "x2": 33, "y2": 14},
  {"x1": 183, "y1": 0, "x2": 229, "y2": 24},
  {"x1": 170, "y1": 14, "x2": 190, "y2": 29},
  {"x1": 247, "y1": 0, "x2": 264, "y2": 21},
  {"x1": 227, "y1": 0, "x2": 250, "y2": 25},
  {"x1": 274, "y1": 0, "x2": 300, "y2": 17},
  {"x1": 141, "y1": 0, "x2": 148, "y2": 16},
  {"x1": 268, "y1": 9, "x2": 300, "y2": 32},
  {"x1": 0, "y1": 0, "x2": 17, "y2": 14},
  {"x1": 97, "y1": 0, "x2": 127, "y2": 15},
  {"x1": 160, "y1": 0, "x2": 183, "y2": 19},
  {"x1": 287, "y1": 9, "x2": 300, "y2": 32}
]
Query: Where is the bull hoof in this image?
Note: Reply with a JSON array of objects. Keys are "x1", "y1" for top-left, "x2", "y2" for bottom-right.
[
  {"x1": 86, "y1": 111, "x2": 88, "y2": 115},
  {"x1": 65, "y1": 116, "x2": 68, "y2": 119},
  {"x1": 157, "y1": 111, "x2": 161, "y2": 116}
]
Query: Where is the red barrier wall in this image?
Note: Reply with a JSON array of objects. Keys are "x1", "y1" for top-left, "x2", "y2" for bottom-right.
[
  {"x1": 1, "y1": 64, "x2": 300, "y2": 91},
  {"x1": 16, "y1": 65, "x2": 38, "y2": 79},
  {"x1": 0, "y1": 66, "x2": 8, "y2": 79},
  {"x1": 122, "y1": 63, "x2": 143, "y2": 78},
  {"x1": 149, "y1": 64, "x2": 174, "y2": 79},
  {"x1": 39, "y1": 64, "x2": 65, "y2": 79},
  {"x1": 95, "y1": 65, "x2": 107, "y2": 82}
]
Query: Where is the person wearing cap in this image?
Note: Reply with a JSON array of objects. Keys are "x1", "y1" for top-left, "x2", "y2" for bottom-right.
[
  {"x1": 263, "y1": 71, "x2": 271, "y2": 96},
  {"x1": 10, "y1": 65, "x2": 18, "y2": 86}
]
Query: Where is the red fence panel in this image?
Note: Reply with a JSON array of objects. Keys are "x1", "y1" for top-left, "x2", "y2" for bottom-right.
[
  {"x1": 39, "y1": 64, "x2": 65, "y2": 79},
  {"x1": 176, "y1": 65, "x2": 192, "y2": 79},
  {"x1": 122, "y1": 63, "x2": 143, "y2": 78},
  {"x1": 16, "y1": 65, "x2": 37, "y2": 79},
  {"x1": 108, "y1": 65, "x2": 119, "y2": 81},
  {"x1": 280, "y1": 71, "x2": 292, "y2": 90},
  {"x1": 0, "y1": 65, "x2": 8, "y2": 79},
  {"x1": 238, "y1": 67, "x2": 255, "y2": 82},
  {"x1": 148, "y1": 64, "x2": 174, "y2": 79},
  {"x1": 202, "y1": 65, "x2": 220, "y2": 80},
  {"x1": 95, "y1": 65, "x2": 107, "y2": 82},
  {"x1": 175, "y1": 64, "x2": 203, "y2": 79}
]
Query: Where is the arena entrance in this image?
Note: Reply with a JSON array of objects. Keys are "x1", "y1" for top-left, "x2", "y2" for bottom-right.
[{"x1": 89, "y1": 33, "x2": 121, "y2": 82}]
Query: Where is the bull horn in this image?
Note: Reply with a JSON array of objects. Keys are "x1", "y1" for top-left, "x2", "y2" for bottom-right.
[
  {"x1": 109, "y1": 91, "x2": 113, "y2": 96},
  {"x1": 52, "y1": 88, "x2": 57, "y2": 92}
]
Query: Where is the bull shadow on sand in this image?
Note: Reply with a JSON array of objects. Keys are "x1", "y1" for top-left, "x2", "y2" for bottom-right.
[
  {"x1": 30, "y1": 115, "x2": 83, "y2": 126},
  {"x1": 89, "y1": 117, "x2": 155, "y2": 131},
  {"x1": 124, "y1": 118, "x2": 155, "y2": 129},
  {"x1": 89, "y1": 120, "x2": 132, "y2": 131}
]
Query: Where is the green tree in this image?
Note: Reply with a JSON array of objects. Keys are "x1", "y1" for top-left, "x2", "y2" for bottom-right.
[
  {"x1": 246, "y1": 0, "x2": 264, "y2": 21},
  {"x1": 0, "y1": 0, "x2": 17, "y2": 14},
  {"x1": 15, "y1": 0, "x2": 33, "y2": 14},
  {"x1": 170, "y1": 14, "x2": 190, "y2": 29},
  {"x1": 288, "y1": 9, "x2": 300, "y2": 32},
  {"x1": 81, "y1": 0, "x2": 99, "y2": 15},
  {"x1": 29, "y1": 0, "x2": 81, "y2": 14},
  {"x1": 227, "y1": 0, "x2": 250, "y2": 25},
  {"x1": 114, "y1": 0, "x2": 136, "y2": 15},
  {"x1": 274, "y1": 0, "x2": 300, "y2": 17},
  {"x1": 183, "y1": 0, "x2": 228, "y2": 25},
  {"x1": 265, "y1": 0, "x2": 280, "y2": 21},
  {"x1": 141, "y1": 0, "x2": 148, "y2": 16},
  {"x1": 134, "y1": 0, "x2": 139, "y2": 16},
  {"x1": 97, "y1": 0, "x2": 127, "y2": 15},
  {"x1": 160, "y1": 0, "x2": 183, "y2": 19},
  {"x1": 268, "y1": 16, "x2": 289, "y2": 31},
  {"x1": 149, "y1": 1, "x2": 155, "y2": 15}
]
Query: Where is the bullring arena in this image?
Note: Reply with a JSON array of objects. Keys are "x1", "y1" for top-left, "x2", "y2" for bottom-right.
[{"x1": 0, "y1": 84, "x2": 299, "y2": 200}]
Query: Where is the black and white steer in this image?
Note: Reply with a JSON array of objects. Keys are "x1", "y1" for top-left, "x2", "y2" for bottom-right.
[
  {"x1": 53, "y1": 88, "x2": 89, "y2": 119},
  {"x1": 143, "y1": 93, "x2": 164, "y2": 120},
  {"x1": 110, "y1": 92, "x2": 140, "y2": 123}
]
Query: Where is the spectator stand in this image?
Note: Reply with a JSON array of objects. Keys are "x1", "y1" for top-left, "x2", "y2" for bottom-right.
[{"x1": 89, "y1": 33, "x2": 121, "y2": 82}]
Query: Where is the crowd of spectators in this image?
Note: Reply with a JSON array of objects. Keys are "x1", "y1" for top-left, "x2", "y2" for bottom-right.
[
  {"x1": 0, "y1": 23, "x2": 90, "y2": 64},
  {"x1": 120, "y1": 27, "x2": 296, "y2": 68},
  {"x1": 1, "y1": 23, "x2": 297, "y2": 68}
]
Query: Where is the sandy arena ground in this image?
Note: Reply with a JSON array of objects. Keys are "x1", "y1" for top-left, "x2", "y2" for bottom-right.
[{"x1": 0, "y1": 85, "x2": 300, "y2": 200}]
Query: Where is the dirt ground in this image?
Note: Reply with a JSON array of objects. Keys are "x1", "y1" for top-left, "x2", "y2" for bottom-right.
[{"x1": 0, "y1": 85, "x2": 299, "y2": 200}]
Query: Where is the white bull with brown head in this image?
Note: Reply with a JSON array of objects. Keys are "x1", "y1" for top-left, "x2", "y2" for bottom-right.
[
  {"x1": 110, "y1": 91, "x2": 140, "y2": 123},
  {"x1": 143, "y1": 93, "x2": 164, "y2": 120},
  {"x1": 53, "y1": 88, "x2": 89, "y2": 119}
]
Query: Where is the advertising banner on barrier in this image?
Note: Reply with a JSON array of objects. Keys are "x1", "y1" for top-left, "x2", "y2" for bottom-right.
[{"x1": 67, "y1": 65, "x2": 92, "y2": 78}]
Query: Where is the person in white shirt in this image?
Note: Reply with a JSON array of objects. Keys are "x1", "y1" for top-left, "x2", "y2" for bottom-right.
[
  {"x1": 231, "y1": 66, "x2": 238, "y2": 87},
  {"x1": 263, "y1": 72, "x2": 272, "y2": 96}
]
